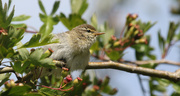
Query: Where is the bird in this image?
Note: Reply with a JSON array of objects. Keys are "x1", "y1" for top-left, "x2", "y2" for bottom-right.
[{"x1": 40, "y1": 24, "x2": 104, "y2": 77}]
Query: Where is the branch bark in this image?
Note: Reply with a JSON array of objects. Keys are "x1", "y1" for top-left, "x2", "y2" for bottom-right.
[
  {"x1": 123, "y1": 59, "x2": 180, "y2": 66},
  {"x1": 87, "y1": 61, "x2": 180, "y2": 82},
  {"x1": 1, "y1": 61, "x2": 180, "y2": 82}
]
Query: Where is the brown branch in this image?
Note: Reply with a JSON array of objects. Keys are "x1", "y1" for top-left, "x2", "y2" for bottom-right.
[
  {"x1": 87, "y1": 61, "x2": 180, "y2": 82},
  {"x1": 122, "y1": 59, "x2": 180, "y2": 66},
  {"x1": 0, "y1": 67, "x2": 14, "y2": 73},
  {"x1": 1, "y1": 61, "x2": 180, "y2": 82}
]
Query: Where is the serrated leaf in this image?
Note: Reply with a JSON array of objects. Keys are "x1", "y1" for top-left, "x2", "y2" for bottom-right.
[
  {"x1": 59, "y1": 13, "x2": 71, "y2": 30},
  {"x1": 39, "y1": 15, "x2": 59, "y2": 40},
  {"x1": 167, "y1": 22, "x2": 180, "y2": 44},
  {"x1": 11, "y1": 60, "x2": 31, "y2": 74},
  {"x1": 29, "y1": 48, "x2": 55, "y2": 67},
  {"x1": 136, "y1": 20, "x2": 156, "y2": 33},
  {"x1": 5, "y1": 6, "x2": 14, "y2": 27},
  {"x1": 71, "y1": 0, "x2": 88, "y2": 16},
  {"x1": 20, "y1": 33, "x2": 58, "y2": 48},
  {"x1": 78, "y1": 0, "x2": 88, "y2": 15},
  {"x1": 11, "y1": 61, "x2": 22, "y2": 73},
  {"x1": 59, "y1": 13, "x2": 86, "y2": 30},
  {"x1": 38, "y1": 0, "x2": 46, "y2": 15},
  {"x1": 50, "y1": 1, "x2": 60, "y2": 15},
  {"x1": 12, "y1": 15, "x2": 31, "y2": 21},
  {"x1": 21, "y1": 34, "x2": 40, "y2": 48},
  {"x1": 18, "y1": 48, "x2": 29, "y2": 60},
  {"x1": 0, "y1": 2, "x2": 14, "y2": 28}
]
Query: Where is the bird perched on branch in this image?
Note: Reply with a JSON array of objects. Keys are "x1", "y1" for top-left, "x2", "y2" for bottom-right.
[{"x1": 41, "y1": 24, "x2": 104, "y2": 77}]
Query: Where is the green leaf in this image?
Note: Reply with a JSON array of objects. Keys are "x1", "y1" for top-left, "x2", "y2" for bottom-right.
[
  {"x1": 29, "y1": 48, "x2": 55, "y2": 67},
  {"x1": 5, "y1": 6, "x2": 14, "y2": 27},
  {"x1": 136, "y1": 20, "x2": 156, "y2": 33},
  {"x1": 11, "y1": 61, "x2": 22, "y2": 73},
  {"x1": 71, "y1": 0, "x2": 88, "y2": 16},
  {"x1": 102, "y1": 85, "x2": 111, "y2": 94},
  {"x1": 135, "y1": 51, "x2": 144, "y2": 60},
  {"x1": 0, "y1": 73, "x2": 11, "y2": 86},
  {"x1": 153, "y1": 84, "x2": 166, "y2": 92},
  {"x1": 91, "y1": 14, "x2": 98, "y2": 29},
  {"x1": 167, "y1": 22, "x2": 180, "y2": 44},
  {"x1": 59, "y1": 13, "x2": 71, "y2": 29},
  {"x1": 132, "y1": 44, "x2": 148, "y2": 53},
  {"x1": 158, "y1": 31, "x2": 165, "y2": 53},
  {"x1": 50, "y1": 1, "x2": 60, "y2": 15},
  {"x1": 39, "y1": 15, "x2": 58, "y2": 40},
  {"x1": 172, "y1": 82, "x2": 180, "y2": 94},
  {"x1": 99, "y1": 22, "x2": 114, "y2": 48},
  {"x1": 0, "y1": 45, "x2": 8, "y2": 58},
  {"x1": 11, "y1": 60, "x2": 31, "y2": 74},
  {"x1": 8, "y1": 0, "x2": 12, "y2": 10},
  {"x1": 1, "y1": 85, "x2": 31, "y2": 96},
  {"x1": 90, "y1": 41, "x2": 99, "y2": 51},
  {"x1": 11, "y1": 23, "x2": 27, "y2": 28},
  {"x1": 38, "y1": 0, "x2": 46, "y2": 15},
  {"x1": 18, "y1": 48, "x2": 29, "y2": 60},
  {"x1": 20, "y1": 33, "x2": 58, "y2": 48},
  {"x1": 6, "y1": 26, "x2": 24, "y2": 48},
  {"x1": 78, "y1": 0, "x2": 88, "y2": 15},
  {"x1": 106, "y1": 51, "x2": 120, "y2": 61},
  {"x1": 59, "y1": 13, "x2": 86, "y2": 30},
  {"x1": 171, "y1": 92, "x2": 180, "y2": 96},
  {"x1": 0, "y1": 1, "x2": 14, "y2": 28},
  {"x1": 12, "y1": 15, "x2": 31, "y2": 21}
]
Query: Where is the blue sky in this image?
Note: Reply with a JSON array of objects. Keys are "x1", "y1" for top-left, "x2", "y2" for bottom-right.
[{"x1": 1, "y1": 0, "x2": 180, "y2": 96}]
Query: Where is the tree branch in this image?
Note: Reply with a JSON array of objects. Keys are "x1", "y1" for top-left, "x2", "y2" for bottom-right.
[
  {"x1": 87, "y1": 61, "x2": 180, "y2": 82},
  {"x1": 122, "y1": 59, "x2": 180, "y2": 66},
  {"x1": 1, "y1": 61, "x2": 180, "y2": 82},
  {"x1": 0, "y1": 67, "x2": 14, "y2": 73}
]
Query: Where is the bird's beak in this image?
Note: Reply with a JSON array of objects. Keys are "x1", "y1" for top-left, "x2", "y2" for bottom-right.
[{"x1": 93, "y1": 32, "x2": 105, "y2": 35}]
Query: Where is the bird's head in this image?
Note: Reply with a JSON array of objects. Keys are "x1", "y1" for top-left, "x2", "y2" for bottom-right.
[
  {"x1": 71, "y1": 24, "x2": 105, "y2": 49},
  {"x1": 72, "y1": 24, "x2": 104, "y2": 38}
]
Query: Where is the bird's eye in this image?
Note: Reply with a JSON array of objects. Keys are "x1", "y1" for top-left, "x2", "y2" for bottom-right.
[{"x1": 87, "y1": 30, "x2": 91, "y2": 32}]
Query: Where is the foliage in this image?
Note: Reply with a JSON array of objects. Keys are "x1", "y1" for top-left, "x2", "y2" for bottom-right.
[{"x1": 0, "y1": 0, "x2": 180, "y2": 96}]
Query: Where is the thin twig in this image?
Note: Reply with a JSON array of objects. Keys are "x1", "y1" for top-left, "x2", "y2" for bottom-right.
[{"x1": 122, "y1": 59, "x2": 180, "y2": 66}]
